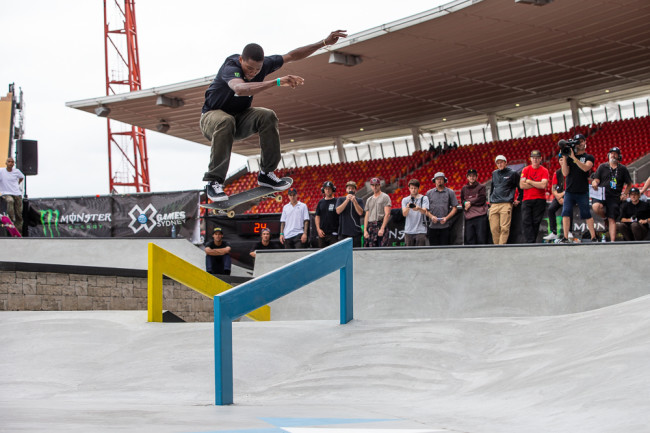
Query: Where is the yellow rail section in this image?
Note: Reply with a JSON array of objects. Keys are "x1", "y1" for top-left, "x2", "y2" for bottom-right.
[{"x1": 147, "y1": 243, "x2": 270, "y2": 322}]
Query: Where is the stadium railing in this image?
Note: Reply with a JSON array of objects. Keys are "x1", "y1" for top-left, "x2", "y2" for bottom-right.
[{"x1": 213, "y1": 238, "x2": 354, "y2": 405}]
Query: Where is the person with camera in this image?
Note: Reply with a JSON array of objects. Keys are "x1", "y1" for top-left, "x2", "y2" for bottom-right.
[
  {"x1": 488, "y1": 155, "x2": 522, "y2": 245},
  {"x1": 401, "y1": 179, "x2": 430, "y2": 246},
  {"x1": 335, "y1": 181, "x2": 364, "y2": 247},
  {"x1": 460, "y1": 168, "x2": 488, "y2": 245},
  {"x1": 615, "y1": 187, "x2": 650, "y2": 241},
  {"x1": 591, "y1": 147, "x2": 632, "y2": 242},
  {"x1": 425, "y1": 172, "x2": 458, "y2": 245},
  {"x1": 315, "y1": 181, "x2": 339, "y2": 248},
  {"x1": 558, "y1": 134, "x2": 597, "y2": 243},
  {"x1": 519, "y1": 150, "x2": 549, "y2": 243}
]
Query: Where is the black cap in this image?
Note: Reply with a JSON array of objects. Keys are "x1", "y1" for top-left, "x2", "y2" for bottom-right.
[
  {"x1": 467, "y1": 168, "x2": 477, "y2": 176},
  {"x1": 213, "y1": 227, "x2": 223, "y2": 233},
  {"x1": 629, "y1": 187, "x2": 640, "y2": 195},
  {"x1": 573, "y1": 133, "x2": 586, "y2": 141},
  {"x1": 287, "y1": 187, "x2": 297, "y2": 195},
  {"x1": 609, "y1": 147, "x2": 621, "y2": 155}
]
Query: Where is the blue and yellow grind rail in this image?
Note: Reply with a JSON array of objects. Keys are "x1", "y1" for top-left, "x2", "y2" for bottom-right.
[{"x1": 147, "y1": 243, "x2": 269, "y2": 322}]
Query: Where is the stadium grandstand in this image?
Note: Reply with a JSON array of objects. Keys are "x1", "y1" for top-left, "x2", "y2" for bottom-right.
[
  {"x1": 65, "y1": 0, "x2": 650, "y2": 222},
  {"x1": 4, "y1": 0, "x2": 650, "y2": 431}
]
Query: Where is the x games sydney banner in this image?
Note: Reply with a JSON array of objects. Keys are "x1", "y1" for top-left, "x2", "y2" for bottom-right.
[{"x1": 28, "y1": 191, "x2": 200, "y2": 240}]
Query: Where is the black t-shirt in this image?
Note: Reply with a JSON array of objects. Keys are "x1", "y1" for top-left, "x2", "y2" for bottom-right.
[
  {"x1": 565, "y1": 153, "x2": 595, "y2": 194},
  {"x1": 205, "y1": 240, "x2": 231, "y2": 274},
  {"x1": 315, "y1": 197, "x2": 339, "y2": 235},
  {"x1": 201, "y1": 54, "x2": 284, "y2": 115},
  {"x1": 593, "y1": 163, "x2": 632, "y2": 199},
  {"x1": 335, "y1": 196, "x2": 365, "y2": 237},
  {"x1": 620, "y1": 200, "x2": 650, "y2": 223},
  {"x1": 249, "y1": 240, "x2": 279, "y2": 253}
]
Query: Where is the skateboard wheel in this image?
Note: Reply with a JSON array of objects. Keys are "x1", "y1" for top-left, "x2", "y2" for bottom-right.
[
  {"x1": 227, "y1": 210, "x2": 235, "y2": 218},
  {"x1": 274, "y1": 195, "x2": 282, "y2": 203}
]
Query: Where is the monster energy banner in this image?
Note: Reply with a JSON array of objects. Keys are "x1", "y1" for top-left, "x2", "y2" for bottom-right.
[{"x1": 27, "y1": 191, "x2": 200, "y2": 239}]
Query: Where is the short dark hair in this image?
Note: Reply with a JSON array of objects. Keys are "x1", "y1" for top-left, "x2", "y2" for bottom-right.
[
  {"x1": 408, "y1": 179, "x2": 420, "y2": 187},
  {"x1": 242, "y1": 43, "x2": 264, "y2": 62}
]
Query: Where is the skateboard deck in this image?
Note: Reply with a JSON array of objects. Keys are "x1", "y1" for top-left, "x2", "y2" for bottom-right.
[
  {"x1": 1, "y1": 215, "x2": 22, "y2": 237},
  {"x1": 201, "y1": 177, "x2": 293, "y2": 217}
]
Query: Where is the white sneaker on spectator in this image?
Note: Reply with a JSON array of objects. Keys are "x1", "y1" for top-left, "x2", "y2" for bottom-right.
[
  {"x1": 543, "y1": 233, "x2": 558, "y2": 241},
  {"x1": 568, "y1": 232, "x2": 575, "y2": 240}
]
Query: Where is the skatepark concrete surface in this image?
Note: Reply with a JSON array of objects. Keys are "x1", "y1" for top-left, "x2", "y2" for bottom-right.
[
  {"x1": 3, "y1": 293, "x2": 650, "y2": 433},
  {"x1": 0, "y1": 238, "x2": 251, "y2": 277}
]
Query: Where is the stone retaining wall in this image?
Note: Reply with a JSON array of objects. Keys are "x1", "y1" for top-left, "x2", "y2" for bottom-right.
[{"x1": 0, "y1": 270, "x2": 214, "y2": 322}]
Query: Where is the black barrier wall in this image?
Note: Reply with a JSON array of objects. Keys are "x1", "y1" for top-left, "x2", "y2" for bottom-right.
[{"x1": 25, "y1": 191, "x2": 200, "y2": 240}]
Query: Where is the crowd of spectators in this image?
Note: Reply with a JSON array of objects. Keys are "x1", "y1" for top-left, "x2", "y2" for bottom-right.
[{"x1": 214, "y1": 137, "x2": 649, "y2": 270}]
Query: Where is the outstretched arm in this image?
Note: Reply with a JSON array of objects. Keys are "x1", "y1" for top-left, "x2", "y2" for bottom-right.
[{"x1": 282, "y1": 30, "x2": 347, "y2": 63}]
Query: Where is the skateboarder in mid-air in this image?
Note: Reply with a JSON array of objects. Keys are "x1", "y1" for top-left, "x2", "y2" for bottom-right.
[{"x1": 200, "y1": 30, "x2": 347, "y2": 202}]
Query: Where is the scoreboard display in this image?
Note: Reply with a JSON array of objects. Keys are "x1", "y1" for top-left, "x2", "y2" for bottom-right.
[{"x1": 236, "y1": 220, "x2": 282, "y2": 235}]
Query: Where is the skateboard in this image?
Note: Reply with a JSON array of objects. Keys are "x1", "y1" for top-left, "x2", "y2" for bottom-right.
[
  {"x1": 1, "y1": 215, "x2": 22, "y2": 237},
  {"x1": 201, "y1": 177, "x2": 293, "y2": 218}
]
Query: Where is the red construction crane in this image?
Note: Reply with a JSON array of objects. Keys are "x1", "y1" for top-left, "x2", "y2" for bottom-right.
[{"x1": 102, "y1": 0, "x2": 150, "y2": 193}]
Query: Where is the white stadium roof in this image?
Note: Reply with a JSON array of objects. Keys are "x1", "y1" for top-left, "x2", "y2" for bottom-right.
[{"x1": 66, "y1": 0, "x2": 650, "y2": 156}]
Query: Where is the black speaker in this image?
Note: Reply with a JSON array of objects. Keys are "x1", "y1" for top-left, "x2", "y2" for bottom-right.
[{"x1": 16, "y1": 139, "x2": 38, "y2": 176}]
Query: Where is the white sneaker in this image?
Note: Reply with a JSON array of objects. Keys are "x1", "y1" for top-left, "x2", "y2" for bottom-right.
[
  {"x1": 568, "y1": 232, "x2": 575, "y2": 239},
  {"x1": 205, "y1": 181, "x2": 228, "y2": 202},
  {"x1": 257, "y1": 171, "x2": 290, "y2": 191},
  {"x1": 543, "y1": 233, "x2": 558, "y2": 241}
]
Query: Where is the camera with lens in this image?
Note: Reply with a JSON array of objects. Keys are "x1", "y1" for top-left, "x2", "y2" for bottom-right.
[
  {"x1": 408, "y1": 197, "x2": 417, "y2": 208},
  {"x1": 558, "y1": 138, "x2": 579, "y2": 156}
]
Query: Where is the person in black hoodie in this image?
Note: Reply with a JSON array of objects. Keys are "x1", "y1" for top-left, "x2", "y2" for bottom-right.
[
  {"x1": 461, "y1": 169, "x2": 488, "y2": 245},
  {"x1": 488, "y1": 155, "x2": 522, "y2": 245}
]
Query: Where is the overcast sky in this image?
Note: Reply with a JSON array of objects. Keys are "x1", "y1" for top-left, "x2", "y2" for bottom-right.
[{"x1": 1, "y1": 0, "x2": 451, "y2": 198}]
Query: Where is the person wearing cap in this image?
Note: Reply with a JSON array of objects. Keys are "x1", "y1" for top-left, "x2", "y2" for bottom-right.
[
  {"x1": 559, "y1": 134, "x2": 597, "y2": 243},
  {"x1": 488, "y1": 155, "x2": 522, "y2": 245},
  {"x1": 591, "y1": 147, "x2": 632, "y2": 242},
  {"x1": 204, "y1": 227, "x2": 232, "y2": 275},
  {"x1": 401, "y1": 179, "x2": 430, "y2": 246},
  {"x1": 280, "y1": 187, "x2": 310, "y2": 248},
  {"x1": 519, "y1": 150, "x2": 549, "y2": 243},
  {"x1": 335, "y1": 180, "x2": 365, "y2": 247},
  {"x1": 249, "y1": 228, "x2": 280, "y2": 258},
  {"x1": 639, "y1": 175, "x2": 650, "y2": 202},
  {"x1": 315, "y1": 181, "x2": 339, "y2": 248},
  {"x1": 425, "y1": 172, "x2": 458, "y2": 246},
  {"x1": 616, "y1": 187, "x2": 650, "y2": 241},
  {"x1": 363, "y1": 178, "x2": 391, "y2": 247},
  {"x1": 460, "y1": 168, "x2": 488, "y2": 245}
]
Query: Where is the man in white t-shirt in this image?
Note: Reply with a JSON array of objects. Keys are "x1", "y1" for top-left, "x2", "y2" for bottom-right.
[
  {"x1": 0, "y1": 157, "x2": 25, "y2": 233},
  {"x1": 280, "y1": 187, "x2": 310, "y2": 248}
]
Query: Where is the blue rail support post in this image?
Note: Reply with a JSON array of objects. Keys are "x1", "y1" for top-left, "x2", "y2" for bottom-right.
[{"x1": 214, "y1": 238, "x2": 354, "y2": 405}]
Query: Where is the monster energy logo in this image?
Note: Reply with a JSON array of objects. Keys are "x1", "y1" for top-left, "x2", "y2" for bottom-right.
[{"x1": 40, "y1": 209, "x2": 60, "y2": 237}]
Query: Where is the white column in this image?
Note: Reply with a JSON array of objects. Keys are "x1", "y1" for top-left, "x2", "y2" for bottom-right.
[
  {"x1": 335, "y1": 137, "x2": 346, "y2": 163},
  {"x1": 569, "y1": 98, "x2": 580, "y2": 129},
  {"x1": 488, "y1": 113, "x2": 499, "y2": 142},
  {"x1": 411, "y1": 127, "x2": 422, "y2": 152}
]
